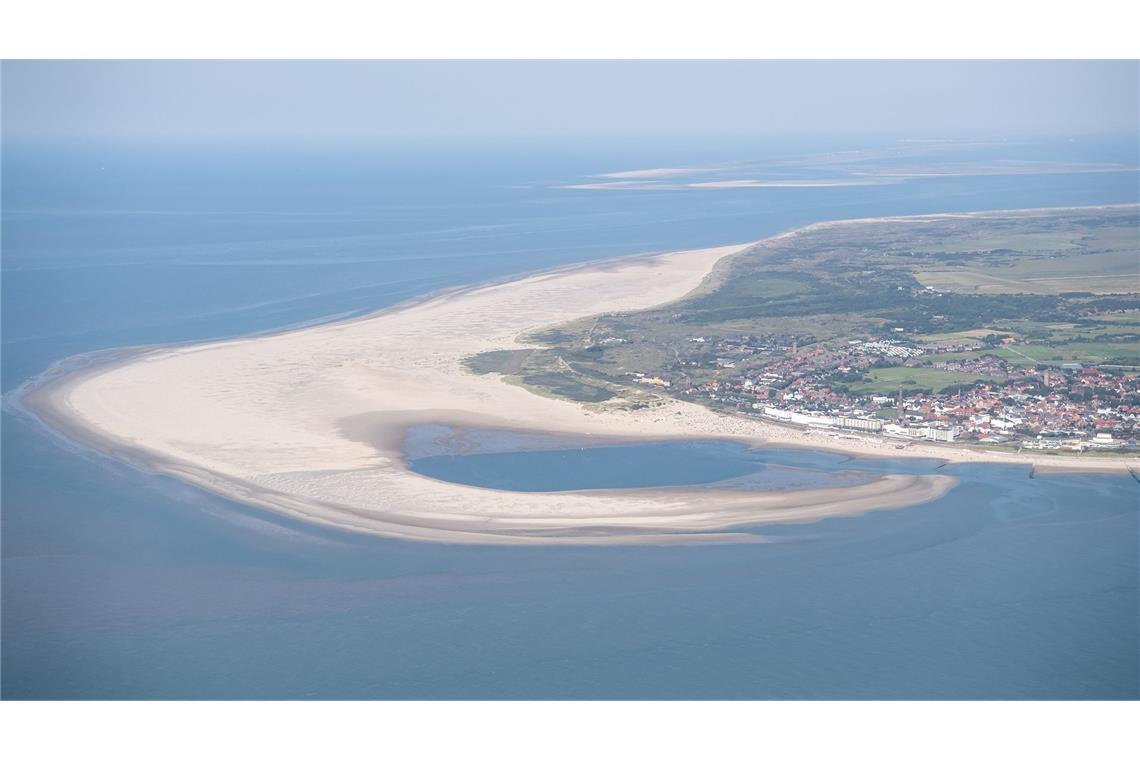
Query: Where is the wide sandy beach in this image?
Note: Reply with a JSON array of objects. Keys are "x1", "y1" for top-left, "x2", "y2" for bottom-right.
[{"x1": 19, "y1": 215, "x2": 1138, "y2": 544}]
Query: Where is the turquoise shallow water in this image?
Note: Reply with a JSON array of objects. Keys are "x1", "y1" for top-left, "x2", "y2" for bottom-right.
[{"x1": 2, "y1": 137, "x2": 1138, "y2": 698}]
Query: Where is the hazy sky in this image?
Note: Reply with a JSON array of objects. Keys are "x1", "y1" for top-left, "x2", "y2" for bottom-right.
[{"x1": 3, "y1": 60, "x2": 1137, "y2": 140}]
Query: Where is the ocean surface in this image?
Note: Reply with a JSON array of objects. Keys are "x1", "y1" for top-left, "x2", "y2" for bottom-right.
[{"x1": 2, "y1": 135, "x2": 1138, "y2": 699}]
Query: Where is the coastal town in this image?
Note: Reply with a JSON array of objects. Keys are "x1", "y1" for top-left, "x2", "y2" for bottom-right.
[
  {"x1": 510, "y1": 206, "x2": 1140, "y2": 457},
  {"x1": 634, "y1": 328, "x2": 1140, "y2": 451}
]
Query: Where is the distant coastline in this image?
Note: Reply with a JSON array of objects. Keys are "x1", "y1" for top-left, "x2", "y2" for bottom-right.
[{"x1": 15, "y1": 207, "x2": 1139, "y2": 544}]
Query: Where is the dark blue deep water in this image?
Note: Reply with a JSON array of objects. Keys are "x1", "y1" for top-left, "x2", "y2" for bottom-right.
[{"x1": 3, "y1": 136, "x2": 1138, "y2": 698}]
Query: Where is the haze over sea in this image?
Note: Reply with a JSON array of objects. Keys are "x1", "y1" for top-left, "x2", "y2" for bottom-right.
[{"x1": 3, "y1": 136, "x2": 1138, "y2": 698}]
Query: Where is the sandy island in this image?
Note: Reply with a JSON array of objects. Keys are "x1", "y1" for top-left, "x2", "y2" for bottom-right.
[{"x1": 18, "y1": 214, "x2": 1139, "y2": 544}]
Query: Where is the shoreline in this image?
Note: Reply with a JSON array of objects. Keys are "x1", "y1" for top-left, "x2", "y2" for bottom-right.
[{"x1": 15, "y1": 206, "x2": 1139, "y2": 544}]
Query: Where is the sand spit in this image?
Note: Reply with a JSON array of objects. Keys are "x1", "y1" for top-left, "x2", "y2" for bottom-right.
[{"x1": 19, "y1": 212, "x2": 1138, "y2": 544}]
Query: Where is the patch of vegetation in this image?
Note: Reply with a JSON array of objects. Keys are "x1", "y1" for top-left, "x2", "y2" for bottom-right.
[
  {"x1": 465, "y1": 346, "x2": 618, "y2": 403},
  {"x1": 849, "y1": 367, "x2": 989, "y2": 395},
  {"x1": 464, "y1": 349, "x2": 537, "y2": 375},
  {"x1": 477, "y1": 207, "x2": 1140, "y2": 407},
  {"x1": 517, "y1": 372, "x2": 615, "y2": 403},
  {"x1": 910, "y1": 225, "x2": 1140, "y2": 294}
]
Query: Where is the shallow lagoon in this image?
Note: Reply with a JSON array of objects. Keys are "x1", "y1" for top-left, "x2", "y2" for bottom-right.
[{"x1": 407, "y1": 427, "x2": 883, "y2": 492}]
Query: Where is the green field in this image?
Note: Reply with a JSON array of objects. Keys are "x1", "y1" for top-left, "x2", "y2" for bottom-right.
[
  {"x1": 916, "y1": 318, "x2": 1139, "y2": 350},
  {"x1": 849, "y1": 367, "x2": 989, "y2": 394},
  {"x1": 933, "y1": 341, "x2": 1140, "y2": 368},
  {"x1": 988, "y1": 319, "x2": 1139, "y2": 341},
  {"x1": 907, "y1": 231, "x2": 1086, "y2": 254},
  {"x1": 916, "y1": 267, "x2": 1138, "y2": 295},
  {"x1": 912, "y1": 225, "x2": 1139, "y2": 295},
  {"x1": 913, "y1": 327, "x2": 1001, "y2": 342}
]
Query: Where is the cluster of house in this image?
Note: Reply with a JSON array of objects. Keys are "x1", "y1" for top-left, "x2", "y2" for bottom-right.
[{"x1": 671, "y1": 334, "x2": 1139, "y2": 448}]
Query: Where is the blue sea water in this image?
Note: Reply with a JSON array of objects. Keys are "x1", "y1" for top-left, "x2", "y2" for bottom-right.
[{"x1": 2, "y1": 135, "x2": 1138, "y2": 699}]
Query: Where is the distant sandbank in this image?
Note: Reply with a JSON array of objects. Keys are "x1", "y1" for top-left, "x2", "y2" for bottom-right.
[{"x1": 18, "y1": 211, "x2": 1138, "y2": 544}]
